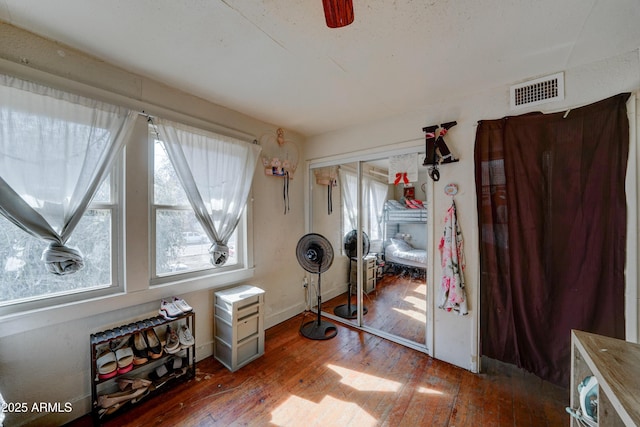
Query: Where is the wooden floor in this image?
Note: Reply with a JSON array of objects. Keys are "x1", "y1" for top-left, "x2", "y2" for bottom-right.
[
  {"x1": 68, "y1": 313, "x2": 569, "y2": 427},
  {"x1": 324, "y1": 273, "x2": 427, "y2": 344}
]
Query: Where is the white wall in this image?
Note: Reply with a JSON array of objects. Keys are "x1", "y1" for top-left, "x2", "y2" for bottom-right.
[
  {"x1": 306, "y1": 49, "x2": 640, "y2": 371},
  {"x1": 0, "y1": 23, "x2": 307, "y2": 426}
]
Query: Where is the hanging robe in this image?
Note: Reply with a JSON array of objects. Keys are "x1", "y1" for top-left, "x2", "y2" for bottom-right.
[{"x1": 438, "y1": 201, "x2": 468, "y2": 314}]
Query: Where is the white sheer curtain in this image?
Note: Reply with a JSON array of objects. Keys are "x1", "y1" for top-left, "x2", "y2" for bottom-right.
[
  {"x1": 368, "y1": 179, "x2": 388, "y2": 241},
  {"x1": 340, "y1": 167, "x2": 389, "y2": 242},
  {"x1": 339, "y1": 168, "x2": 358, "y2": 232},
  {"x1": 156, "y1": 118, "x2": 261, "y2": 267},
  {"x1": 0, "y1": 74, "x2": 136, "y2": 275}
]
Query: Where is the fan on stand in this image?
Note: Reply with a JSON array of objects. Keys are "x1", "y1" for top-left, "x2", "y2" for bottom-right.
[
  {"x1": 296, "y1": 233, "x2": 338, "y2": 340},
  {"x1": 334, "y1": 230, "x2": 369, "y2": 319}
]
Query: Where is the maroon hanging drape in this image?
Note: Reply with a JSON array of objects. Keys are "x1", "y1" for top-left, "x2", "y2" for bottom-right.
[{"x1": 474, "y1": 93, "x2": 630, "y2": 387}]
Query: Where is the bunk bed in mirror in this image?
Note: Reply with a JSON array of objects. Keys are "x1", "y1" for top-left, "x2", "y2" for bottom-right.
[{"x1": 382, "y1": 200, "x2": 427, "y2": 279}]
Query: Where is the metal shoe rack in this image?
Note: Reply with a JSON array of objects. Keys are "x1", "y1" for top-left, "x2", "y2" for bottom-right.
[{"x1": 89, "y1": 311, "x2": 196, "y2": 424}]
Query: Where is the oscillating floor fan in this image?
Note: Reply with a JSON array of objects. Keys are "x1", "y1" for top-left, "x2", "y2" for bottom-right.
[
  {"x1": 334, "y1": 230, "x2": 369, "y2": 319},
  {"x1": 296, "y1": 233, "x2": 338, "y2": 340}
]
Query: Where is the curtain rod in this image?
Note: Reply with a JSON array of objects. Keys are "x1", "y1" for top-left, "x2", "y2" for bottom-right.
[
  {"x1": 138, "y1": 110, "x2": 258, "y2": 144},
  {"x1": 0, "y1": 59, "x2": 258, "y2": 143}
]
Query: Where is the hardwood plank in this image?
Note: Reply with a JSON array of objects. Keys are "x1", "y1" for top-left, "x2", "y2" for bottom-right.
[
  {"x1": 324, "y1": 273, "x2": 427, "y2": 344},
  {"x1": 66, "y1": 314, "x2": 568, "y2": 427}
]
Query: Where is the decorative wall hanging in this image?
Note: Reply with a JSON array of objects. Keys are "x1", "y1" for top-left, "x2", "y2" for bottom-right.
[
  {"x1": 444, "y1": 183, "x2": 458, "y2": 196},
  {"x1": 260, "y1": 128, "x2": 299, "y2": 214},
  {"x1": 422, "y1": 121, "x2": 459, "y2": 182},
  {"x1": 314, "y1": 166, "x2": 338, "y2": 215},
  {"x1": 388, "y1": 153, "x2": 418, "y2": 185}
]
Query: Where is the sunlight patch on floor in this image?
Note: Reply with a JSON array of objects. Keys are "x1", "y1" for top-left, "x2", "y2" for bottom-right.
[
  {"x1": 392, "y1": 306, "x2": 425, "y2": 321},
  {"x1": 402, "y1": 294, "x2": 426, "y2": 310},
  {"x1": 271, "y1": 394, "x2": 378, "y2": 426},
  {"x1": 417, "y1": 385, "x2": 444, "y2": 395},
  {"x1": 413, "y1": 283, "x2": 427, "y2": 293},
  {"x1": 327, "y1": 364, "x2": 402, "y2": 392}
]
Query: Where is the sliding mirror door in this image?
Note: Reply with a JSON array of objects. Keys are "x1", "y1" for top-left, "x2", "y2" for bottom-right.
[
  {"x1": 309, "y1": 152, "x2": 429, "y2": 349},
  {"x1": 361, "y1": 157, "x2": 428, "y2": 345},
  {"x1": 310, "y1": 162, "x2": 358, "y2": 328}
]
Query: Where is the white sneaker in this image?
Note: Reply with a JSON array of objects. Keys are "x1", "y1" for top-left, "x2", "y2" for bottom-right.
[
  {"x1": 159, "y1": 299, "x2": 182, "y2": 319},
  {"x1": 173, "y1": 296, "x2": 193, "y2": 313},
  {"x1": 178, "y1": 325, "x2": 195, "y2": 348},
  {"x1": 164, "y1": 325, "x2": 181, "y2": 354}
]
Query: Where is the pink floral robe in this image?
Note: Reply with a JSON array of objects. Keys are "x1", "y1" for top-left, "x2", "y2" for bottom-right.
[{"x1": 438, "y1": 201, "x2": 468, "y2": 315}]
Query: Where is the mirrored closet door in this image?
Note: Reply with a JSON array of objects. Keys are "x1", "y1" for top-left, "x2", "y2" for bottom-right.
[{"x1": 309, "y1": 150, "x2": 429, "y2": 350}]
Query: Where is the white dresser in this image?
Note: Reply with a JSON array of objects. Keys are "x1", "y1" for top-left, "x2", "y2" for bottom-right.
[
  {"x1": 214, "y1": 285, "x2": 265, "y2": 372},
  {"x1": 350, "y1": 255, "x2": 377, "y2": 294}
]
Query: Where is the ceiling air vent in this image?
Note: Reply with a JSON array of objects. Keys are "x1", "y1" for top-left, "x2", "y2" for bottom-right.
[{"x1": 510, "y1": 72, "x2": 564, "y2": 109}]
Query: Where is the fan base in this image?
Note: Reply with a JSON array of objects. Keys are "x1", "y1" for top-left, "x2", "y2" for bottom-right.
[
  {"x1": 334, "y1": 304, "x2": 368, "y2": 319},
  {"x1": 300, "y1": 319, "x2": 338, "y2": 340}
]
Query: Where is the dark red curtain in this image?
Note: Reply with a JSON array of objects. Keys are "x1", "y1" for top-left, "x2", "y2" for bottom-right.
[{"x1": 474, "y1": 93, "x2": 630, "y2": 387}]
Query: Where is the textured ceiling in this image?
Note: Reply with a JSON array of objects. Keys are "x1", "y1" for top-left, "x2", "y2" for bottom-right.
[{"x1": 1, "y1": 0, "x2": 640, "y2": 137}]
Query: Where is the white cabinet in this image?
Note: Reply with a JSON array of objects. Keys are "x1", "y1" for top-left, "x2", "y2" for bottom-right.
[
  {"x1": 570, "y1": 329, "x2": 640, "y2": 426},
  {"x1": 214, "y1": 285, "x2": 265, "y2": 372},
  {"x1": 350, "y1": 255, "x2": 377, "y2": 294}
]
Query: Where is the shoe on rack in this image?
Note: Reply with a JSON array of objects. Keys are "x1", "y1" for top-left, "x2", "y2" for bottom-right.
[
  {"x1": 145, "y1": 328, "x2": 164, "y2": 359},
  {"x1": 164, "y1": 325, "x2": 181, "y2": 354},
  {"x1": 149, "y1": 356, "x2": 189, "y2": 387},
  {"x1": 98, "y1": 401, "x2": 124, "y2": 419},
  {"x1": 96, "y1": 348, "x2": 118, "y2": 380},
  {"x1": 115, "y1": 347, "x2": 134, "y2": 374},
  {"x1": 159, "y1": 299, "x2": 182, "y2": 319},
  {"x1": 116, "y1": 377, "x2": 152, "y2": 391},
  {"x1": 97, "y1": 386, "x2": 149, "y2": 409},
  {"x1": 110, "y1": 337, "x2": 134, "y2": 374},
  {"x1": 168, "y1": 356, "x2": 189, "y2": 376},
  {"x1": 130, "y1": 333, "x2": 149, "y2": 365},
  {"x1": 172, "y1": 296, "x2": 193, "y2": 313},
  {"x1": 178, "y1": 324, "x2": 195, "y2": 348}
]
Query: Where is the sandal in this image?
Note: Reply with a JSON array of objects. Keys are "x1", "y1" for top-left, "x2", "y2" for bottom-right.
[
  {"x1": 99, "y1": 401, "x2": 124, "y2": 419},
  {"x1": 97, "y1": 386, "x2": 149, "y2": 409},
  {"x1": 96, "y1": 349, "x2": 117, "y2": 380},
  {"x1": 130, "y1": 385, "x2": 153, "y2": 404},
  {"x1": 116, "y1": 377, "x2": 152, "y2": 391},
  {"x1": 115, "y1": 347, "x2": 134, "y2": 374}
]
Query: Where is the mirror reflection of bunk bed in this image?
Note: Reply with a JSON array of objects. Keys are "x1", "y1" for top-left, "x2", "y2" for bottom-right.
[{"x1": 383, "y1": 200, "x2": 427, "y2": 278}]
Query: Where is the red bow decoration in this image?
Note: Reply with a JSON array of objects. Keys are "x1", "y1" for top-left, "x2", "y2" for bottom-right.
[{"x1": 394, "y1": 172, "x2": 409, "y2": 185}]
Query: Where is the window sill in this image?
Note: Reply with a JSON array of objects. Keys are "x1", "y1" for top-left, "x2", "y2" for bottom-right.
[{"x1": 0, "y1": 267, "x2": 254, "y2": 339}]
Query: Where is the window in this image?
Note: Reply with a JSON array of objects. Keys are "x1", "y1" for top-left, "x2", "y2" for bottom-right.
[
  {"x1": 0, "y1": 72, "x2": 254, "y2": 318},
  {"x1": 152, "y1": 138, "x2": 239, "y2": 278},
  {"x1": 0, "y1": 171, "x2": 120, "y2": 310},
  {"x1": 0, "y1": 74, "x2": 131, "y2": 314}
]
